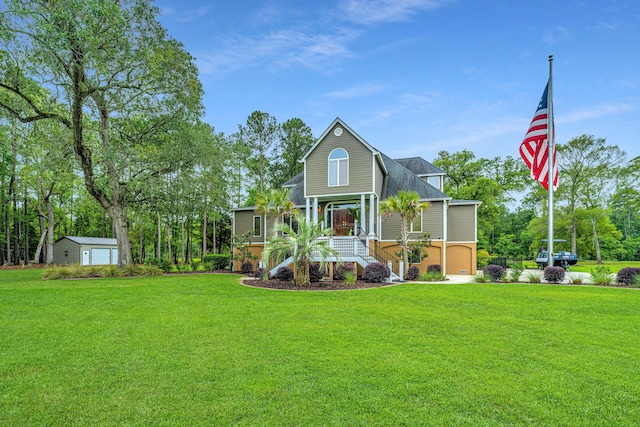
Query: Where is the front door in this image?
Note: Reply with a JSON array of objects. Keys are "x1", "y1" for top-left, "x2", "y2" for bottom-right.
[
  {"x1": 82, "y1": 250, "x2": 90, "y2": 266},
  {"x1": 332, "y1": 209, "x2": 354, "y2": 236}
]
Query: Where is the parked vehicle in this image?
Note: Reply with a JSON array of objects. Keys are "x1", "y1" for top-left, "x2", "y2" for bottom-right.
[{"x1": 536, "y1": 240, "x2": 578, "y2": 270}]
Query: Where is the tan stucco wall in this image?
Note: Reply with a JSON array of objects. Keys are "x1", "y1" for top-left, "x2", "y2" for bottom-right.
[{"x1": 446, "y1": 243, "x2": 477, "y2": 275}]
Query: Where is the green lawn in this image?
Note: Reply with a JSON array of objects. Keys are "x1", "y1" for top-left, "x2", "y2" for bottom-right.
[
  {"x1": 2, "y1": 269, "x2": 639, "y2": 426},
  {"x1": 567, "y1": 260, "x2": 640, "y2": 274}
]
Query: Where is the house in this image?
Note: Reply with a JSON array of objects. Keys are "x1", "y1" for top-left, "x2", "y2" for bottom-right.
[
  {"x1": 232, "y1": 118, "x2": 480, "y2": 278},
  {"x1": 53, "y1": 236, "x2": 118, "y2": 265}
]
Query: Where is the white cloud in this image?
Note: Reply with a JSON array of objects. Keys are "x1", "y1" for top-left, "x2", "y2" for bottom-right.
[
  {"x1": 196, "y1": 29, "x2": 358, "y2": 76},
  {"x1": 322, "y1": 83, "x2": 393, "y2": 99},
  {"x1": 340, "y1": 0, "x2": 451, "y2": 25},
  {"x1": 558, "y1": 103, "x2": 635, "y2": 123}
]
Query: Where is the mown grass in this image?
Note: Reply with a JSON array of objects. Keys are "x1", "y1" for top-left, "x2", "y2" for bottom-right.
[{"x1": 1, "y1": 269, "x2": 639, "y2": 426}]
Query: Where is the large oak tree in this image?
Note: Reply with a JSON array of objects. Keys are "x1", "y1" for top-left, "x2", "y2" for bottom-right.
[{"x1": 0, "y1": 0, "x2": 203, "y2": 266}]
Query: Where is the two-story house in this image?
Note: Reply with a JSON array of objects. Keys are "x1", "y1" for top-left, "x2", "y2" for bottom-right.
[{"x1": 233, "y1": 118, "x2": 480, "y2": 279}]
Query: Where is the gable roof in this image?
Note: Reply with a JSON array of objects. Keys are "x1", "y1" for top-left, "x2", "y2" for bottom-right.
[
  {"x1": 58, "y1": 236, "x2": 118, "y2": 245},
  {"x1": 281, "y1": 172, "x2": 304, "y2": 188},
  {"x1": 394, "y1": 157, "x2": 445, "y2": 177},
  {"x1": 300, "y1": 117, "x2": 388, "y2": 175}
]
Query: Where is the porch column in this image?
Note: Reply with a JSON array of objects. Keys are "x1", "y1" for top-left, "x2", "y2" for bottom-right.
[
  {"x1": 306, "y1": 198, "x2": 311, "y2": 222},
  {"x1": 312, "y1": 197, "x2": 318, "y2": 225},
  {"x1": 360, "y1": 194, "x2": 366, "y2": 234},
  {"x1": 369, "y1": 194, "x2": 375, "y2": 236}
]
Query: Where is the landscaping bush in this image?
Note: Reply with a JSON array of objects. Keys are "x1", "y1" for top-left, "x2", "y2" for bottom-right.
[
  {"x1": 406, "y1": 265, "x2": 420, "y2": 281},
  {"x1": 544, "y1": 266, "x2": 566, "y2": 284},
  {"x1": 202, "y1": 254, "x2": 230, "y2": 271},
  {"x1": 508, "y1": 263, "x2": 525, "y2": 282},
  {"x1": 476, "y1": 249, "x2": 491, "y2": 268},
  {"x1": 240, "y1": 261, "x2": 255, "y2": 275},
  {"x1": 525, "y1": 271, "x2": 542, "y2": 283},
  {"x1": 308, "y1": 264, "x2": 324, "y2": 283},
  {"x1": 617, "y1": 267, "x2": 640, "y2": 286},
  {"x1": 419, "y1": 270, "x2": 445, "y2": 282},
  {"x1": 590, "y1": 266, "x2": 613, "y2": 286},
  {"x1": 145, "y1": 257, "x2": 173, "y2": 272},
  {"x1": 362, "y1": 262, "x2": 390, "y2": 283},
  {"x1": 254, "y1": 267, "x2": 269, "y2": 280},
  {"x1": 483, "y1": 264, "x2": 505, "y2": 282},
  {"x1": 334, "y1": 262, "x2": 356, "y2": 280},
  {"x1": 273, "y1": 266, "x2": 294, "y2": 282},
  {"x1": 427, "y1": 264, "x2": 442, "y2": 274}
]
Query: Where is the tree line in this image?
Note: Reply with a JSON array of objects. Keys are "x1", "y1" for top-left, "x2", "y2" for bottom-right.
[{"x1": 0, "y1": 1, "x2": 637, "y2": 267}]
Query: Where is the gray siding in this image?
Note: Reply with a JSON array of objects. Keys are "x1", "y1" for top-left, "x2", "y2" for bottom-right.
[
  {"x1": 447, "y1": 205, "x2": 476, "y2": 241},
  {"x1": 381, "y1": 204, "x2": 443, "y2": 241},
  {"x1": 424, "y1": 202, "x2": 444, "y2": 240},
  {"x1": 305, "y1": 124, "x2": 374, "y2": 197},
  {"x1": 234, "y1": 210, "x2": 264, "y2": 243},
  {"x1": 53, "y1": 239, "x2": 80, "y2": 264},
  {"x1": 374, "y1": 160, "x2": 384, "y2": 197}
]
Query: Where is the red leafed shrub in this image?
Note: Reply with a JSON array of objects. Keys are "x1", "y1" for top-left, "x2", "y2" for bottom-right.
[
  {"x1": 617, "y1": 267, "x2": 640, "y2": 285},
  {"x1": 483, "y1": 264, "x2": 505, "y2": 282},
  {"x1": 544, "y1": 266, "x2": 566, "y2": 284},
  {"x1": 406, "y1": 266, "x2": 420, "y2": 281},
  {"x1": 362, "y1": 262, "x2": 390, "y2": 283}
]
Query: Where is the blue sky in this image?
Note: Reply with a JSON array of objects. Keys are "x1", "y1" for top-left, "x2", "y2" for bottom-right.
[{"x1": 157, "y1": 0, "x2": 639, "y2": 162}]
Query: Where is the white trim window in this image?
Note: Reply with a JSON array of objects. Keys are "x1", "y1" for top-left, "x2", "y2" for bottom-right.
[
  {"x1": 410, "y1": 209, "x2": 423, "y2": 233},
  {"x1": 252, "y1": 216, "x2": 262, "y2": 237},
  {"x1": 328, "y1": 148, "x2": 348, "y2": 186}
]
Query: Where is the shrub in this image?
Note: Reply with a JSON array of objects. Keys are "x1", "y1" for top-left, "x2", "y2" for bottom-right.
[
  {"x1": 240, "y1": 261, "x2": 254, "y2": 275},
  {"x1": 419, "y1": 271, "x2": 445, "y2": 282},
  {"x1": 343, "y1": 270, "x2": 356, "y2": 285},
  {"x1": 334, "y1": 262, "x2": 356, "y2": 280},
  {"x1": 567, "y1": 273, "x2": 584, "y2": 285},
  {"x1": 254, "y1": 267, "x2": 270, "y2": 280},
  {"x1": 273, "y1": 266, "x2": 294, "y2": 281},
  {"x1": 119, "y1": 264, "x2": 143, "y2": 277},
  {"x1": 309, "y1": 264, "x2": 324, "y2": 283},
  {"x1": 476, "y1": 249, "x2": 491, "y2": 268},
  {"x1": 590, "y1": 266, "x2": 613, "y2": 285},
  {"x1": 483, "y1": 264, "x2": 505, "y2": 282},
  {"x1": 525, "y1": 271, "x2": 542, "y2": 283},
  {"x1": 406, "y1": 266, "x2": 420, "y2": 281},
  {"x1": 202, "y1": 254, "x2": 230, "y2": 271},
  {"x1": 145, "y1": 257, "x2": 173, "y2": 272},
  {"x1": 362, "y1": 262, "x2": 390, "y2": 283},
  {"x1": 508, "y1": 263, "x2": 526, "y2": 282},
  {"x1": 140, "y1": 265, "x2": 163, "y2": 276},
  {"x1": 427, "y1": 264, "x2": 442, "y2": 274},
  {"x1": 474, "y1": 272, "x2": 489, "y2": 283},
  {"x1": 544, "y1": 266, "x2": 566, "y2": 284},
  {"x1": 617, "y1": 267, "x2": 640, "y2": 285}
]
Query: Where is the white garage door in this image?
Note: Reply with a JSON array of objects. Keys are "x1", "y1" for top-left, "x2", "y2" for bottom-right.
[
  {"x1": 91, "y1": 248, "x2": 111, "y2": 265},
  {"x1": 112, "y1": 249, "x2": 118, "y2": 264}
]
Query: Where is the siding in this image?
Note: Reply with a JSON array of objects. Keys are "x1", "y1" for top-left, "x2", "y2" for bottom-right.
[
  {"x1": 447, "y1": 205, "x2": 476, "y2": 241},
  {"x1": 305, "y1": 124, "x2": 374, "y2": 197},
  {"x1": 53, "y1": 239, "x2": 80, "y2": 264},
  {"x1": 374, "y1": 160, "x2": 384, "y2": 197},
  {"x1": 234, "y1": 210, "x2": 264, "y2": 243},
  {"x1": 381, "y1": 203, "x2": 443, "y2": 241}
]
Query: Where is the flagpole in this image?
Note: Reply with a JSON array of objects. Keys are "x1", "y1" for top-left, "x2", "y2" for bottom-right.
[{"x1": 547, "y1": 55, "x2": 554, "y2": 267}]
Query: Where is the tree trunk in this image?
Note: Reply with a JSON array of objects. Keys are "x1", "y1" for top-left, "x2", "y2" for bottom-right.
[
  {"x1": 212, "y1": 211, "x2": 217, "y2": 254},
  {"x1": 157, "y1": 213, "x2": 161, "y2": 259},
  {"x1": 592, "y1": 216, "x2": 602, "y2": 264},
  {"x1": 109, "y1": 203, "x2": 133, "y2": 267},
  {"x1": 45, "y1": 197, "x2": 55, "y2": 264},
  {"x1": 181, "y1": 217, "x2": 185, "y2": 263},
  {"x1": 202, "y1": 210, "x2": 207, "y2": 256},
  {"x1": 23, "y1": 191, "x2": 29, "y2": 264},
  {"x1": 139, "y1": 219, "x2": 144, "y2": 264}
]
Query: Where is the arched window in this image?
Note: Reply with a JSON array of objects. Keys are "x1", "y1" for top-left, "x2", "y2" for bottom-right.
[{"x1": 328, "y1": 148, "x2": 348, "y2": 186}]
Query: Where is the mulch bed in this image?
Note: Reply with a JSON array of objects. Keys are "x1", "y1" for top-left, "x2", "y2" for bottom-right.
[{"x1": 242, "y1": 278, "x2": 395, "y2": 291}]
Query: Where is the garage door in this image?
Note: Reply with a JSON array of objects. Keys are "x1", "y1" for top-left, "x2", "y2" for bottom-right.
[{"x1": 91, "y1": 248, "x2": 111, "y2": 265}]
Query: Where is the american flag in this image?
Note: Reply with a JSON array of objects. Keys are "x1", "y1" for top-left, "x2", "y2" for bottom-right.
[{"x1": 519, "y1": 81, "x2": 558, "y2": 191}]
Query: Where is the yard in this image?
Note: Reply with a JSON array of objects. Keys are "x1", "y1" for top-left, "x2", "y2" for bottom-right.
[{"x1": 1, "y1": 269, "x2": 639, "y2": 426}]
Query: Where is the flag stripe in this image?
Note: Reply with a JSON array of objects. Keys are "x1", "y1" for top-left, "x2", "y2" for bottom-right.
[{"x1": 519, "y1": 81, "x2": 558, "y2": 191}]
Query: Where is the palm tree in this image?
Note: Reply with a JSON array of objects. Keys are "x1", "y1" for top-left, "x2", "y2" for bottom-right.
[
  {"x1": 256, "y1": 188, "x2": 295, "y2": 236},
  {"x1": 263, "y1": 212, "x2": 340, "y2": 286},
  {"x1": 380, "y1": 190, "x2": 430, "y2": 273}
]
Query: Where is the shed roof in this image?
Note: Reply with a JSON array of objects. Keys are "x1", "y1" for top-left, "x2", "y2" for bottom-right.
[{"x1": 58, "y1": 236, "x2": 118, "y2": 245}]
